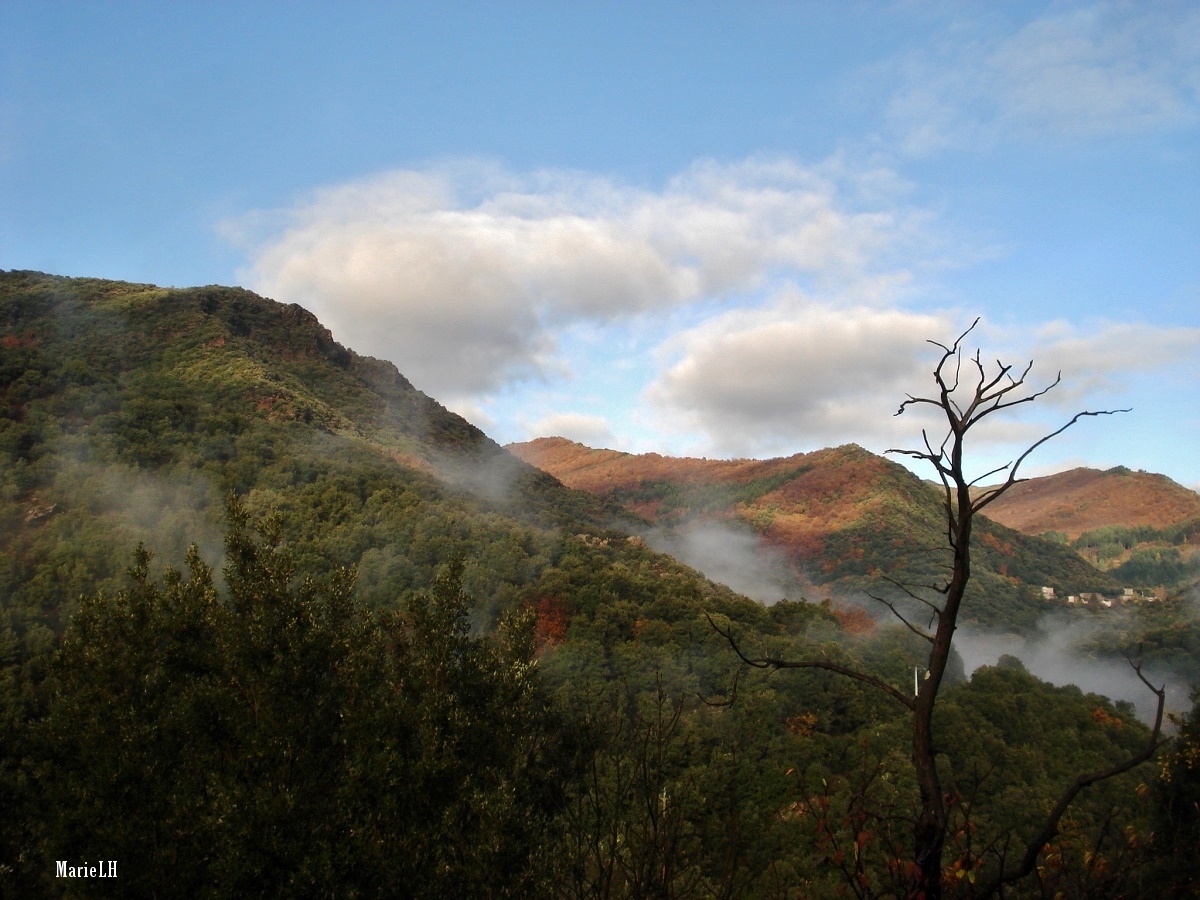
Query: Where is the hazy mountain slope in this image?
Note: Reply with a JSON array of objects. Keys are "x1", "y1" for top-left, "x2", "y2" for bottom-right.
[
  {"x1": 0, "y1": 271, "x2": 656, "y2": 654},
  {"x1": 509, "y1": 437, "x2": 1120, "y2": 629},
  {"x1": 982, "y1": 467, "x2": 1200, "y2": 539},
  {"x1": 0, "y1": 271, "x2": 622, "y2": 524}
]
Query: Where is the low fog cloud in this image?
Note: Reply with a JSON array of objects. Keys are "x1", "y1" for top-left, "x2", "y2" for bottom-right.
[
  {"x1": 644, "y1": 520, "x2": 802, "y2": 605},
  {"x1": 53, "y1": 458, "x2": 225, "y2": 572},
  {"x1": 954, "y1": 615, "x2": 1189, "y2": 724}
]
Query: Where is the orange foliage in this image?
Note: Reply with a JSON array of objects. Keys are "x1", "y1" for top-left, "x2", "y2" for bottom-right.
[
  {"x1": 832, "y1": 604, "x2": 875, "y2": 635},
  {"x1": 532, "y1": 596, "x2": 570, "y2": 650},
  {"x1": 1090, "y1": 706, "x2": 1124, "y2": 730},
  {"x1": 984, "y1": 466, "x2": 1200, "y2": 539},
  {"x1": 980, "y1": 531, "x2": 1014, "y2": 556}
]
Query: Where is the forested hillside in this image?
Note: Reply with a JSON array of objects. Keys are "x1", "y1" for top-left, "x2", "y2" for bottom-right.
[
  {"x1": 981, "y1": 466, "x2": 1200, "y2": 592},
  {"x1": 0, "y1": 271, "x2": 632, "y2": 655},
  {"x1": 2, "y1": 271, "x2": 1197, "y2": 897},
  {"x1": 509, "y1": 437, "x2": 1121, "y2": 631}
]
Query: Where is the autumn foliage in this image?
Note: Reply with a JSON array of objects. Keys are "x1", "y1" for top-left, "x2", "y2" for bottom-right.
[
  {"x1": 532, "y1": 594, "x2": 571, "y2": 650},
  {"x1": 831, "y1": 603, "x2": 876, "y2": 635}
]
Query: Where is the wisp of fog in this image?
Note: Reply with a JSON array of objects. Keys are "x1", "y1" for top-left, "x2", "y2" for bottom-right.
[
  {"x1": 643, "y1": 519, "x2": 802, "y2": 605},
  {"x1": 954, "y1": 614, "x2": 1188, "y2": 724}
]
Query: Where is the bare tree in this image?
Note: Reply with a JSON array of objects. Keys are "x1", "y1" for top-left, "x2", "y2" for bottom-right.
[{"x1": 710, "y1": 320, "x2": 1164, "y2": 899}]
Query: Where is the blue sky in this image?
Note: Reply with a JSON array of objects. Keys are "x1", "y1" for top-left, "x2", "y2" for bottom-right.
[{"x1": 3, "y1": 1, "x2": 1198, "y2": 486}]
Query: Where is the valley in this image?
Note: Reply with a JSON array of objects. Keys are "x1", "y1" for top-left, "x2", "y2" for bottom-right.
[{"x1": 1, "y1": 271, "x2": 1197, "y2": 896}]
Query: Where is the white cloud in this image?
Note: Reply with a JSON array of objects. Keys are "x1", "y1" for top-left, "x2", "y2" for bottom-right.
[
  {"x1": 993, "y1": 4, "x2": 1199, "y2": 136},
  {"x1": 224, "y1": 152, "x2": 1197, "y2": 472},
  {"x1": 228, "y1": 158, "x2": 929, "y2": 405},
  {"x1": 883, "y1": 2, "x2": 1200, "y2": 152},
  {"x1": 647, "y1": 307, "x2": 1200, "y2": 460},
  {"x1": 1028, "y1": 320, "x2": 1200, "y2": 405},
  {"x1": 441, "y1": 397, "x2": 497, "y2": 434},
  {"x1": 646, "y1": 297, "x2": 954, "y2": 457},
  {"x1": 522, "y1": 412, "x2": 615, "y2": 449}
]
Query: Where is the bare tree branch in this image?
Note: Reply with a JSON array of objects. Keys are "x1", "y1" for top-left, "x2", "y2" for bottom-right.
[
  {"x1": 975, "y1": 662, "x2": 1166, "y2": 899},
  {"x1": 864, "y1": 591, "x2": 935, "y2": 643},
  {"x1": 877, "y1": 573, "x2": 947, "y2": 609},
  {"x1": 710, "y1": 319, "x2": 1147, "y2": 899},
  {"x1": 698, "y1": 664, "x2": 742, "y2": 708},
  {"x1": 971, "y1": 408, "x2": 1131, "y2": 515},
  {"x1": 966, "y1": 463, "x2": 1013, "y2": 489},
  {"x1": 705, "y1": 614, "x2": 915, "y2": 710}
]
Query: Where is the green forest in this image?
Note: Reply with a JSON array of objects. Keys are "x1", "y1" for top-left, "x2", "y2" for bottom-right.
[{"x1": 2, "y1": 271, "x2": 1199, "y2": 897}]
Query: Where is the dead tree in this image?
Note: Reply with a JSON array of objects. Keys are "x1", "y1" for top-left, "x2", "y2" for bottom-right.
[{"x1": 710, "y1": 320, "x2": 1163, "y2": 899}]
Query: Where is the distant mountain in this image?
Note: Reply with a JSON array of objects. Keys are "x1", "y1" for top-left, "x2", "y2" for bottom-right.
[
  {"x1": 982, "y1": 467, "x2": 1200, "y2": 539},
  {"x1": 979, "y1": 467, "x2": 1200, "y2": 588},
  {"x1": 509, "y1": 437, "x2": 1121, "y2": 629}
]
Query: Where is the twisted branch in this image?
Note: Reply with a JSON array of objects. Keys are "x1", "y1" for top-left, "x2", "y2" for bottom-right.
[
  {"x1": 975, "y1": 661, "x2": 1166, "y2": 898},
  {"x1": 706, "y1": 614, "x2": 915, "y2": 710}
]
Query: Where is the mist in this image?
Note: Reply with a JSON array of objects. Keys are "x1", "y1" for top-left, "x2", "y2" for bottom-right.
[
  {"x1": 954, "y1": 615, "x2": 1190, "y2": 724},
  {"x1": 52, "y1": 456, "x2": 226, "y2": 573},
  {"x1": 643, "y1": 519, "x2": 803, "y2": 604}
]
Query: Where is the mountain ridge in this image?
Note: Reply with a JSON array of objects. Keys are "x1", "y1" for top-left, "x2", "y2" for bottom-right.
[
  {"x1": 0, "y1": 270, "x2": 1156, "y2": 638},
  {"x1": 0, "y1": 271, "x2": 669, "y2": 659},
  {"x1": 508, "y1": 436, "x2": 1123, "y2": 628},
  {"x1": 980, "y1": 465, "x2": 1200, "y2": 539}
]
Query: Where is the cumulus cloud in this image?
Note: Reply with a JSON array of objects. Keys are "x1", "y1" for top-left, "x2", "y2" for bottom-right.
[
  {"x1": 1028, "y1": 320, "x2": 1200, "y2": 404},
  {"x1": 228, "y1": 158, "x2": 928, "y2": 405},
  {"x1": 646, "y1": 297, "x2": 954, "y2": 456},
  {"x1": 223, "y1": 150, "x2": 1194, "y2": 465},
  {"x1": 883, "y1": 2, "x2": 1200, "y2": 152},
  {"x1": 647, "y1": 305, "x2": 1200, "y2": 460}
]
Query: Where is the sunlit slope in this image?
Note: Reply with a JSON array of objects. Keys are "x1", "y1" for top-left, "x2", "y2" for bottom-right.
[
  {"x1": 980, "y1": 466, "x2": 1200, "y2": 588},
  {"x1": 983, "y1": 467, "x2": 1200, "y2": 539},
  {"x1": 0, "y1": 271, "x2": 622, "y2": 525},
  {"x1": 510, "y1": 437, "x2": 1121, "y2": 628},
  {"x1": 0, "y1": 271, "x2": 650, "y2": 648}
]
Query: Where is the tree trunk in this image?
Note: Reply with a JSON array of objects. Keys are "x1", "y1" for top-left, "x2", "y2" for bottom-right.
[
  {"x1": 913, "y1": 694, "x2": 946, "y2": 899},
  {"x1": 712, "y1": 321, "x2": 1147, "y2": 898}
]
